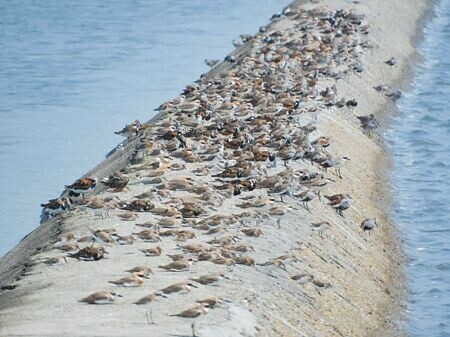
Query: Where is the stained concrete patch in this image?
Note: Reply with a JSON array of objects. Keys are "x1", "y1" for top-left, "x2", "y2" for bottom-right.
[{"x1": 199, "y1": 304, "x2": 258, "y2": 337}]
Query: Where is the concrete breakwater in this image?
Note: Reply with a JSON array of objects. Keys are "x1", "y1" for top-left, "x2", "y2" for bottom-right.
[{"x1": 0, "y1": 0, "x2": 429, "y2": 336}]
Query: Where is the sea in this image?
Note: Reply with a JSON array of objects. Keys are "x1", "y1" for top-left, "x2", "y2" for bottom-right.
[
  {"x1": 0, "y1": 0, "x2": 291, "y2": 256},
  {"x1": 386, "y1": 0, "x2": 450, "y2": 336}
]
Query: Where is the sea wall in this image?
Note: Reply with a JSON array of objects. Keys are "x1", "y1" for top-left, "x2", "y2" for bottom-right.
[{"x1": 0, "y1": 0, "x2": 430, "y2": 336}]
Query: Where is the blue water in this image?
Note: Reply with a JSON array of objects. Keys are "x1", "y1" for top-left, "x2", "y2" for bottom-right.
[
  {"x1": 387, "y1": 0, "x2": 450, "y2": 336},
  {"x1": 0, "y1": 0, "x2": 291, "y2": 256}
]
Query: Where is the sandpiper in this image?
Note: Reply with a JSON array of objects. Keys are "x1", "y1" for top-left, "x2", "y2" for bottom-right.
[
  {"x1": 360, "y1": 218, "x2": 377, "y2": 235},
  {"x1": 311, "y1": 221, "x2": 331, "y2": 238},
  {"x1": 293, "y1": 190, "x2": 316, "y2": 211}
]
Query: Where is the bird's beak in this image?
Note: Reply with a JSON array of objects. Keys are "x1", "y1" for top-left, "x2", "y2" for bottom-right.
[
  {"x1": 190, "y1": 284, "x2": 199, "y2": 288},
  {"x1": 142, "y1": 275, "x2": 150, "y2": 279}
]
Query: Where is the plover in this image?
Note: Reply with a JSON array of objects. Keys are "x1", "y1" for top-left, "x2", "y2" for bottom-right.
[
  {"x1": 80, "y1": 291, "x2": 121, "y2": 304},
  {"x1": 140, "y1": 246, "x2": 163, "y2": 257},
  {"x1": 190, "y1": 273, "x2": 225, "y2": 285},
  {"x1": 158, "y1": 281, "x2": 198, "y2": 295},
  {"x1": 159, "y1": 258, "x2": 192, "y2": 271},
  {"x1": 109, "y1": 272, "x2": 147, "y2": 287},
  {"x1": 126, "y1": 266, "x2": 153, "y2": 276}
]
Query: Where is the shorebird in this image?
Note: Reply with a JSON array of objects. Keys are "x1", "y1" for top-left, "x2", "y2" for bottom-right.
[
  {"x1": 267, "y1": 181, "x2": 291, "y2": 202},
  {"x1": 115, "y1": 234, "x2": 135, "y2": 245},
  {"x1": 291, "y1": 273, "x2": 314, "y2": 285},
  {"x1": 268, "y1": 205, "x2": 295, "y2": 228},
  {"x1": 190, "y1": 273, "x2": 225, "y2": 285},
  {"x1": 65, "y1": 177, "x2": 97, "y2": 196},
  {"x1": 159, "y1": 258, "x2": 192, "y2": 271},
  {"x1": 140, "y1": 246, "x2": 163, "y2": 257},
  {"x1": 134, "y1": 292, "x2": 160, "y2": 324},
  {"x1": 170, "y1": 304, "x2": 209, "y2": 337},
  {"x1": 158, "y1": 281, "x2": 198, "y2": 295},
  {"x1": 101, "y1": 172, "x2": 129, "y2": 192},
  {"x1": 319, "y1": 156, "x2": 351, "y2": 178},
  {"x1": 196, "y1": 296, "x2": 225, "y2": 308},
  {"x1": 41, "y1": 197, "x2": 71, "y2": 217},
  {"x1": 109, "y1": 272, "x2": 147, "y2": 287},
  {"x1": 384, "y1": 57, "x2": 396, "y2": 66},
  {"x1": 311, "y1": 221, "x2": 331, "y2": 238},
  {"x1": 170, "y1": 304, "x2": 208, "y2": 316},
  {"x1": 356, "y1": 114, "x2": 379, "y2": 134},
  {"x1": 292, "y1": 190, "x2": 316, "y2": 211},
  {"x1": 303, "y1": 177, "x2": 334, "y2": 200},
  {"x1": 360, "y1": 218, "x2": 377, "y2": 235},
  {"x1": 80, "y1": 291, "x2": 121, "y2": 304},
  {"x1": 89, "y1": 228, "x2": 115, "y2": 244},
  {"x1": 204, "y1": 59, "x2": 220, "y2": 67},
  {"x1": 114, "y1": 120, "x2": 141, "y2": 138},
  {"x1": 68, "y1": 246, "x2": 106, "y2": 261},
  {"x1": 241, "y1": 227, "x2": 263, "y2": 237},
  {"x1": 326, "y1": 194, "x2": 352, "y2": 217},
  {"x1": 126, "y1": 266, "x2": 153, "y2": 276}
]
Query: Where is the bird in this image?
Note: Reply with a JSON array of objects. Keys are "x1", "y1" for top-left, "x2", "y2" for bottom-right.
[
  {"x1": 158, "y1": 281, "x2": 198, "y2": 295},
  {"x1": 79, "y1": 291, "x2": 121, "y2": 304},
  {"x1": 140, "y1": 246, "x2": 163, "y2": 257},
  {"x1": 356, "y1": 114, "x2": 379, "y2": 134},
  {"x1": 204, "y1": 59, "x2": 220, "y2": 67},
  {"x1": 327, "y1": 194, "x2": 352, "y2": 217},
  {"x1": 65, "y1": 177, "x2": 97, "y2": 195},
  {"x1": 360, "y1": 218, "x2": 377, "y2": 235},
  {"x1": 190, "y1": 273, "x2": 225, "y2": 285},
  {"x1": 41, "y1": 197, "x2": 71, "y2": 217},
  {"x1": 319, "y1": 156, "x2": 351, "y2": 178},
  {"x1": 268, "y1": 205, "x2": 294, "y2": 228},
  {"x1": 101, "y1": 172, "x2": 129, "y2": 192},
  {"x1": 68, "y1": 246, "x2": 106, "y2": 261},
  {"x1": 311, "y1": 221, "x2": 331, "y2": 238},
  {"x1": 126, "y1": 266, "x2": 153, "y2": 276},
  {"x1": 170, "y1": 304, "x2": 209, "y2": 337},
  {"x1": 109, "y1": 272, "x2": 147, "y2": 287},
  {"x1": 384, "y1": 57, "x2": 396, "y2": 66},
  {"x1": 292, "y1": 190, "x2": 316, "y2": 211},
  {"x1": 159, "y1": 258, "x2": 192, "y2": 271},
  {"x1": 291, "y1": 273, "x2": 314, "y2": 285},
  {"x1": 196, "y1": 296, "x2": 226, "y2": 308},
  {"x1": 114, "y1": 120, "x2": 141, "y2": 138}
]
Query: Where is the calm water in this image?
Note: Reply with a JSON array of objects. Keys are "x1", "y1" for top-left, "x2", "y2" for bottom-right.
[
  {"x1": 387, "y1": 0, "x2": 450, "y2": 336},
  {"x1": 0, "y1": 0, "x2": 291, "y2": 256}
]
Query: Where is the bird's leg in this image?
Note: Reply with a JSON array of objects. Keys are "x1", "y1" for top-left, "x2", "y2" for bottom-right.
[
  {"x1": 191, "y1": 322, "x2": 196, "y2": 337},
  {"x1": 277, "y1": 218, "x2": 281, "y2": 229},
  {"x1": 318, "y1": 191, "x2": 322, "y2": 201},
  {"x1": 280, "y1": 195, "x2": 284, "y2": 202}
]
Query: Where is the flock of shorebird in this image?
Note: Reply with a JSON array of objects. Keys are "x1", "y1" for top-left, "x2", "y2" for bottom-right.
[{"x1": 37, "y1": 4, "x2": 392, "y2": 335}]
